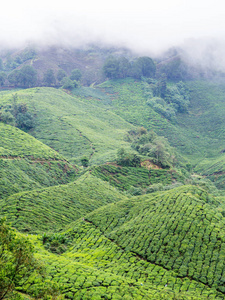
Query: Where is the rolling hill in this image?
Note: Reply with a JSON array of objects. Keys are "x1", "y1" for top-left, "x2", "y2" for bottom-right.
[
  {"x1": 2, "y1": 66, "x2": 225, "y2": 299},
  {"x1": 13, "y1": 185, "x2": 225, "y2": 299}
]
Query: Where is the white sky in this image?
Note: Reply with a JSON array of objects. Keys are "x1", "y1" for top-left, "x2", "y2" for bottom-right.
[{"x1": 0, "y1": 0, "x2": 225, "y2": 54}]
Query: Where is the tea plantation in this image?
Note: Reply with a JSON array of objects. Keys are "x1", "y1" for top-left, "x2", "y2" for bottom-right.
[{"x1": 2, "y1": 78, "x2": 225, "y2": 299}]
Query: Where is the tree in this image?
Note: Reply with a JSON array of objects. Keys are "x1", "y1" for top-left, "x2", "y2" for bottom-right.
[
  {"x1": 0, "y1": 218, "x2": 60, "y2": 299},
  {"x1": 57, "y1": 69, "x2": 67, "y2": 82},
  {"x1": 70, "y1": 69, "x2": 82, "y2": 81},
  {"x1": 19, "y1": 65, "x2": 37, "y2": 88},
  {"x1": 8, "y1": 70, "x2": 20, "y2": 86},
  {"x1": 8, "y1": 66, "x2": 37, "y2": 88},
  {"x1": 81, "y1": 156, "x2": 89, "y2": 167},
  {"x1": 132, "y1": 56, "x2": 156, "y2": 79},
  {"x1": 0, "y1": 218, "x2": 37, "y2": 299},
  {"x1": 118, "y1": 57, "x2": 131, "y2": 78},
  {"x1": 103, "y1": 56, "x2": 120, "y2": 79},
  {"x1": 156, "y1": 73, "x2": 167, "y2": 98},
  {"x1": 0, "y1": 58, "x2": 3, "y2": 70},
  {"x1": 43, "y1": 69, "x2": 56, "y2": 86},
  {"x1": 61, "y1": 77, "x2": 75, "y2": 90}
]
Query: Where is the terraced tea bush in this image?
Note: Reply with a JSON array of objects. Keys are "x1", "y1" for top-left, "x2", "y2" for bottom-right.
[
  {"x1": 85, "y1": 185, "x2": 225, "y2": 295},
  {"x1": 0, "y1": 158, "x2": 77, "y2": 199},
  {"x1": 0, "y1": 173, "x2": 126, "y2": 233},
  {"x1": 0, "y1": 122, "x2": 63, "y2": 160},
  {"x1": 91, "y1": 164, "x2": 184, "y2": 191},
  {"x1": 26, "y1": 219, "x2": 224, "y2": 299}
]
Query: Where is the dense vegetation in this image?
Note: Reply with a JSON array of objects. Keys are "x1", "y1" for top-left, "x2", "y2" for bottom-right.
[{"x1": 2, "y1": 45, "x2": 225, "y2": 299}]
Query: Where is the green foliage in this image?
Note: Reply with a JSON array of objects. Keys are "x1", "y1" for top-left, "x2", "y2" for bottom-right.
[
  {"x1": 103, "y1": 56, "x2": 120, "y2": 79},
  {"x1": 127, "y1": 127, "x2": 175, "y2": 168},
  {"x1": 145, "y1": 80, "x2": 190, "y2": 119},
  {"x1": 1, "y1": 76, "x2": 225, "y2": 299},
  {"x1": 86, "y1": 185, "x2": 224, "y2": 295},
  {"x1": 80, "y1": 156, "x2": 89, "y2": 167},
  {"x1": 70, "y1": 68, "x2": 82, "y2": 81},
  {"x1": 61, "y1": 77, "x2": 78, "y2": 89},
  {"x1": 56, "y1": 69, "x2": 66, "y2": 82},
  {"x1": 157, "y1": 57, "x2": 188, "y2": 81},
  {"x1": 117, "y1": 148, "x2": 141, "y2": 167},
  {"x1": 0, "y1": 94, "x2": 35, "y2": 130},
  {"x1": 0, "y1": 110, "x2": 15, "y2": 125},
  {"x1": 0, "y1": 158, "x2": 77, "y2": 199},
  {"x1": 24, "y1": 198, "x2": 223, "y2": 300},
  {"x1": 0, "y1": 87, "x2": 133, "y2": 165},
  {"x1": 0, "y1": 122, "x2": 63, "y2": 160},
  {"x1": 8, "y1": 66, "x2": 37, "y2": 88},
  {"x1": 103, "y1": 56, "x2": 131, "y2": 79},
  {"x1": 131, "y1": 56, "x2": 156, "y2": 79},
  {"x1": 91, "y1": 164, "x2": 184, "y2": 191},
  {"x1": 0, "y1": 218, "x2": 59, "y2": 300},
  {"x1": 103, "y1": 56, "x2": 155, "y2": 80},
  {"x1": 43, "y1": 69, "x2": 56, "y2": 86},
  {"x1": 0, "y1": 174, "x2": 126, "y2": 233},
  {"x1": 42, "y1": 232, "x2": 72, "y2": 254}
]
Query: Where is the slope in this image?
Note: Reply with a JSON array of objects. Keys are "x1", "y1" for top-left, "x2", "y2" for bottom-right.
[
  {"x1": 12, "y1": 185, "x2": 225, "y2": 299},
  {"x1": 0, "y1": 173, "x2": 126, "y2": 233},
  {"x1": 74, "y1": 78, "x2": 225, "y2": 186},
  {"x1": 0, "y1": 87, "x2": 134, "y2": 165},
  {"x1": 84, "y1": 185, "x2": 225, "y2": 295},
  {"x1": 23, "y1": 221, "x2": 222, "y2": 300},
  {"x1": 0, "y1": 123, "x2": 76, "y2": 199}
]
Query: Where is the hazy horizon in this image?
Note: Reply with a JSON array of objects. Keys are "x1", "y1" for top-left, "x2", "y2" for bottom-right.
[{"x1": 1, "y1": 0, "x2": 225, "y2": 70}]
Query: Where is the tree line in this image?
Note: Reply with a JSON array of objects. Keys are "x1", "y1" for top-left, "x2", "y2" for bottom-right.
[
  {"x1": 102, "y1": 56, "x2": 156, "y2": 79},
  {"x1": 0, "y1": 66, "x2": 82, "y2": 89}
]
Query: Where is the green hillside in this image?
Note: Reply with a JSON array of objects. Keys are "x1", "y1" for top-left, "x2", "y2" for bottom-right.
[
  {"x1": 9, "y1": 185, "x2": 225, "y2": 299},
  {"x1": 74, "y1": 78, "x2": 225, "y2": 187},
  {"x1": 2, "y1": 72, "x2": 225, "y2": 299},
  {"x1": 0, "y1": 122, "x2": 63, "y2": 159},
  {"x1": 0, "y1": 122, "x2": 77, "y2": 199},
  {"x1": 74, "y1": 79, "x2": 225, "y2": 159},
  {"x1": 85, "y1": 186, "x2": 225, "y2": 294},
  {"x1": 75, "y1": 79, "x2": 203, "y2": 158},
  {"x1": 91, "y1": 164, "x2": 184, "y2": 192},
  {"x1": 0, "y1": 87, "x2": 135, "y2": 165},
  {"x1": 0, "y1": 173, "x2": 126, "y2": 233}
]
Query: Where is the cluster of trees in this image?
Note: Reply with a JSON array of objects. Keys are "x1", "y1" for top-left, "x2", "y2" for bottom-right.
[
  {"x1": 0, "y1": 94, "x2": 35, "y2": 130},
  {"x1": 144, "y1": 78, "x2": 190, "y2": 120},
  {"x1": 103, "y1": 56, "x2": 156, "y2": 79},
  {"x1": 126, "y1": 127, "x2": 176, "y2": 168},
  {"x1": 42, "y1": 68, "x2": 82, "y2": 89},
  {"x1": 7, "y1": 65, "x2": 37, "y2": 88},
  {"x1": 116, "y1": 127, "x2": 176, "y2": 169},
  {"x1": 117, "y1": 148, "x2": 141, "y2": 167},
  {"x1": 0, "y1": 62, "x2": 82, "y2": 89},
  {"x1": 157, "y1": 57, "x2": 190, "y2": 81}
]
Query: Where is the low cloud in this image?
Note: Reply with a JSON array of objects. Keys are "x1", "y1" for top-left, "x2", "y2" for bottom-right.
[{"x1": 1, "y1": 0, "x2": 225, "y2": 71}]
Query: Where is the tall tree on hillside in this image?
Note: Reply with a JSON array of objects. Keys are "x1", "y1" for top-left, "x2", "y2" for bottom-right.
[
  {"x1": 57, "y1": 69, "x2": 67, "y2": 82},
  {"x1": 103, "y1": 56, "x2": 120, "y2": 79},
  {"x1": 43, "y1": 69, "x2": 56, "y2": 86},
  {"x1": 18, "y1": 65, "x2": 37, "y2": 88},
  {"x1": 70, "y1": 69, "x2": 82, "y2": 81},
  {"x1": 132, "y1": 56, "x2": 156, "y2": 79},
  {"x1": 8, "y1": 66, "x2": 37, "y2": 88},
  {"x1": 118, "y1": 57, "x2": 131, "y2": 78}
]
